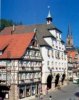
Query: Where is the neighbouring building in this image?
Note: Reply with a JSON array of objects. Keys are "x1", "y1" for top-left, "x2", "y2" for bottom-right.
[
  {"x1": 0, "y1": 9, "x2": 68, "y2": 94},
  {"x1": 0, "y1": 32, "x2": 42, "y2": 100},
  {"x1": 66, "y1": 25, "x2": 79, "y2": 80}
]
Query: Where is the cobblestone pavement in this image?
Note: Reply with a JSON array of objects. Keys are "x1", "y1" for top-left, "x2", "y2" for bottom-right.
[{"x1": 30, "y1": 82, "x2": 79, "y2": 100}]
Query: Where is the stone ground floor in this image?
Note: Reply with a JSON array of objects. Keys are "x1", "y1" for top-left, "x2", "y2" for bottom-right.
[
  {"x1": 0, "y1": 78, "x2": 67, "y2": 100},
  {"x1": 19, "y1": 82, "x2": 41, "y2": 99},
  {"x1": 0, "y1": 82, "x2": 41, "y2": 100},
  {"x1": 19, "y1": 80, "x2": 68, "y2": 100}
]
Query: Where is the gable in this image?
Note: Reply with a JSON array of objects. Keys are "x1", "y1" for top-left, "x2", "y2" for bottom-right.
[{"x1": 0, "y1": 32, "x2": 35, "y2": 59}]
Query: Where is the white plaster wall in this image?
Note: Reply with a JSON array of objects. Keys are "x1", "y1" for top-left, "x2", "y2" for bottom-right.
[
  {"x1": 41, "y1": 47, "x2": 53, "y2": 83},
  {"x1": 41, "y1": 29, "x2": 68, "y2": 84},
  {"x1": 44, "y1": 37, "x2": 52, "y2": 47},
  {"x1": 49, "y1": 30, "x2": 61, "y2": 40},
  {"x1": 49, "y1": 30, "x2": 56, "y2": 37}
]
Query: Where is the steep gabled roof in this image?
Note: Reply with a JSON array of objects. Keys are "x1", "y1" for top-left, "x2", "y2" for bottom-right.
[
  {"x1": 0, "y1": 32, "x2": 35, "y2": 59},
  {"x1": 0, "y1": 24, "x2": 62, "y2": 47},
  {"x1": 0, "y1": 35, "x2": 11, "y2": 50}
]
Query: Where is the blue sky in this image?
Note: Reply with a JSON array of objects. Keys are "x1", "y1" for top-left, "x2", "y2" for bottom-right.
[{"x1": 1, "y1": 0, "x2": 79, "y2": 47}]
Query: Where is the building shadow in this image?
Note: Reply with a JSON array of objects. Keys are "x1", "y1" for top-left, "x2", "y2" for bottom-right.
[{"x1": 0, "y1": 91, "x2": 5, "y2": 100}]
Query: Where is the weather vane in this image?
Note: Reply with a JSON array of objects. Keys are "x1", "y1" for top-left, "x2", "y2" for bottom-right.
[{"x1": 48, "y1": 6, "x2": 50, "y2": 9}]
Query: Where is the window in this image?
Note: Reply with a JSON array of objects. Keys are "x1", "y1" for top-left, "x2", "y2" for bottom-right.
[
  {"x1": 56, "y1": 67, "x2": 58, "y2": 70},
  {"x1": 47, "y1": 61, "x2": 49, "y2": 66},
  {"x1": 22, "y1": 61, "x2": 26, "y2": 67},
  {"x1": 59, "y1": 68, "x2": 61, "y2": 70},
  {"x1": 29, "y1": 73, "x2": 33, "y2": 79},
  {"x1": 0, "y1": 51, "x2": 2, "y2": 55},
  {"x1": 57, "y1": 51, "x2": 60, "y2": 59},
  {"x1": 47, "y1": 49, "x2": 50, "y2": 57},
  {"x1": 36, "y1": 51, "x2": 39, "y2": 57},
  {"x1": 52, "y1": 43, "x2": 54, "y2": 47},
  {"x1": 27, "y1": 73, "x2": 29, "y2": 79},
  {"x1": 31, "y1": 38, "x2": 37, "y2": 47},
  {"x1": 5, "y1": 93, "x2": 9, "y2": 99},
  {"x1": 29, "y1": 51, "x2": 32, "y2": 56},
  {"x1": 55, "y1": 51, "x2": 57, "y2": 58},
  {"x1": 56, "y1": 46, "x2": 58, "y2": 48},
  {"x1": 31, "y1": 62, "x2": 34, "y2": 67},
  {"x1": 55, "y1": 51, "x2": 60, "y2": 59},
  {"x1": 55, "y1": 62, "x2": 57, "y2": 65},
  {"x1": 60, "y1": 34, "x2": 61, "y2": 39},
  {"x1": 26, "y1": 51, "x2": 29, "y2": 55},
  {"x1": 2, "y1": 73, "x2": 6, "y2": 80},
  {"x1": 26, "y1": 86, "x2": 30, "y2": 97},
  {"x1": 52, "y1": 61, "x2": 53, "y2": 66},
  {"x1": 7, "y1": 72, "x2": 11, "y2": 81},
  {"x1": 52, "y1": 67, "x2": 54, "y2": 70},
  {"x1": 34, "y1": 62, "x2": 36, "y2": 67},
  {"x1": 21, "y1": 74, "x2": 25, "y2": 80},
  {"x1": 6, "y1": 60, "x2": 11, "y2": 68},
  {"x1": 52, "y1": 50, "x2": 54, "y2": 57},
  {"x1": 32, "y1": 85, "x2": 36, "y2": 95},
  {"x1": 27, "y1": 62, "x2": 30, "y2": 67},
  {"x1": 61, "y1": 53, "x2": 63, "y2": 59},
  {"x1": 64, "y1": 55, "x2": 66, "y2": 60}
]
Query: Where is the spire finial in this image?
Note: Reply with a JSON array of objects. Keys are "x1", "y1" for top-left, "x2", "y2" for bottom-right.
[
  {"x1": 47, "y1": 6, "x2": 51, "y2": 18},
  {"x1": 67, "y1": 24, "x2": 72, "y2": 37},
  {"x1": 48, "y1": 5, "x2": 50, "y2": 9},
  {"x1": 46, "y1": 6, "x2": 52, "y2": 24},
  {"x1": 66, "y1": 24, "x2": 73, "y2": 48}
]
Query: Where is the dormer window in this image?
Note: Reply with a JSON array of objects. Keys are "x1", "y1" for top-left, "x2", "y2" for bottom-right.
[
  {"x1": 32, "y1": 40, "x2": 37, "y2": 46},
  {"x1": 31, "y1": 36, "x2": 38, "y2": 47},
  {"x1": 0, "y1": 45, "x2": 9, "y2": 56},
  {"x1": 0, "y1": 50, "x2": 2, "y2": 55}
]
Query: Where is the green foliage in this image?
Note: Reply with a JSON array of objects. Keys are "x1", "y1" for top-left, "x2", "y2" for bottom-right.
[
  {"x1": 0, "y1": 19, "x2": 14, "y2": 27},
  {"x1": 0, "y1": 19, "x2": 23, "y2": 27}
]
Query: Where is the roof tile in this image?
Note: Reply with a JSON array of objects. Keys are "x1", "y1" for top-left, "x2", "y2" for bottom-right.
[{"x1": 0, "y1": 32, "x2": 35, "y2": 59}]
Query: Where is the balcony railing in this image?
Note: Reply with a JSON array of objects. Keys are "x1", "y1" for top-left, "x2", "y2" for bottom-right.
[
  {"x1": 19, "y1": 77, "x2": 41, "y2": 84},
  {"x1": 0, "y1": 80, "x2": 6, "y2": 85},
  {"x1": 0, "y1": 66, "x2": 6, "y2": 69},
  {"x1": 19, "y1": 66, "x2": 41, "y2": 72},
  {"x1": 24, "y1": 55, "x2": 42, "y2": 60},
  {"x1": 19, "y1": 79, "x2": 34, "y2": 84},
  {"x1": 0, "y1": 78, "x2": 11, "y2": 86}
]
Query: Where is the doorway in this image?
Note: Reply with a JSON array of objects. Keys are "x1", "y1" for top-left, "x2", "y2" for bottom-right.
[{"x1": 47, "y1": 74, "x2": 52, "y2": 89}]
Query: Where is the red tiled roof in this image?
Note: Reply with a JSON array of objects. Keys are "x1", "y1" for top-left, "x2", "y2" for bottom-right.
[
  {"x1": 0, "y1": 35, "x2": 11, "y2": 50},
  {"x1": 0, "y1": 32, "x2": 35, "y2": 59},
  {"x1": 67, "y1": 50, "x2": 76, "y2": 59}
]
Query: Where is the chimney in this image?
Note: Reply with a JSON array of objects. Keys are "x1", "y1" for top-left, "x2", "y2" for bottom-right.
[
  {"x1": 34, "y1": 28, "x2": 37, "y2": 33},
  {"x1": 11, "y1": 25, "x2": 15, "y2": 34},
  {"x1": 13, "y1": 25, "x2": 15, "y2": 31}
]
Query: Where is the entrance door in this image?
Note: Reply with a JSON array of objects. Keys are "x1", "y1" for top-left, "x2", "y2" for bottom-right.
[
  {"x1": 0, "y1": 86, "x2": 9, "y2": 99},
  {"x1": 47, "y1": 74, "x2": 52, "y2": 89}
]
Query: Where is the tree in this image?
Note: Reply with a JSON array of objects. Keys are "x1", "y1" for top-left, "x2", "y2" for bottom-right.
[
  {"x1": 0, "y1": 19, "x2": 23, "y2": 31},
  {"x1": 0, "y1": 19, "x2": 23, "y2": 27},
  {"x1": 0, "y1": 19, "x2": 14, "y2": 27}
]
